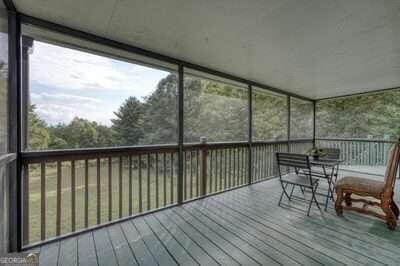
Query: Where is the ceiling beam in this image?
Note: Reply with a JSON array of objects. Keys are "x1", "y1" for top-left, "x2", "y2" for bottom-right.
[
  {"x1": 316, "y1": 86, "x2": 400, "y2": 101},
  {"x1": 3, "y1": 0, "x2": 16, "y2": 12}
]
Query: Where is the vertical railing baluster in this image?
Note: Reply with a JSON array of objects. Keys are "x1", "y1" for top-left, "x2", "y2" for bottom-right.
[
  {"x1": 209, "y1": 150, "x2": 213, "y2": 193},
  {"x1": 196, "y1": 150, "x2": 199, "y2": 197},
  {"x1": 22, "y1": 164, "x2": 29, "y2": 245},
  {"x1": 147, "y1": 154, "x2": 151, "y2": 211},
  {"x1": 233, "y1": 148, "x2": 236, "y2": 187},
  {"x1": 190, "y1": 151, "x2": 193, "y2": 199},
  {"x1": 97, "y1": 158, "x2": 101, "y2": 224},
  {"x1": 84, "y1": 160, "x2": 88, "y2": 228},
  {"x1": 201, "y1": 145, "x2": 208, "y2": 196},
  {"x1": 108, "y1": 157, "x2": 112, "y2": 221},
  {"x1": 255, "y1": 146, "x2": 258, "y2": 181},
  {"x1": 183, "y1": 151, "x2": 187, "y2": 200},
  {"x1": 163, "y1": 153, "x2": 167, "y2": 206},
  {"x1": 155, "y1": 153, "x2": 159, "y2": 208},
  {"x1": 40, "y1": 162, "x2": 46, "y2": 241},
  {"x1": 214, "y1": 149, "x2": 218, "y2": 192},
  {"x1": 138, "y1": 155, "x2": 142, "y2": 212},
  {"x1": 119, "y1": 156, "x2": 123, "y2": 218},
  {"x1": 219, "y1": 150, "x2": 223, "y2": 191},
  {"x1": 242, "y1": 147, "x2": 245, "y2": 184},
  {"x1": 228, "y1": 149, "x2": 232, "y2": 188},
  {"x1": 129, "y1": 156, "x2": 133, "y2": 215},
  {"x1": 224, "y1": 149, "x2": 227, "y2": 189},
  {"x1": 71, "y1": 161, "x2": 75, "y2": 232},
  {"x1": 56, "y1": 161, "x2": 62, "y2": 235},
  {"x1": 263, "y1": 145, "x2": 266, "y2": 179},
  {"x1": 170, "y1": 153, "x2": 174, "y2": 203}
]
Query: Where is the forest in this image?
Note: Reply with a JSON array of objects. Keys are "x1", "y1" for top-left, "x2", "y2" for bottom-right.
[
  {"x1": 28, "y1": 74, "x2": 314, "y2": 150},
  {"x1": 27, "y1": 73, "x2": 400, "y2": 151},
  {"x1": 316, "y1": 89, "x2": 400, "y2": 140}
]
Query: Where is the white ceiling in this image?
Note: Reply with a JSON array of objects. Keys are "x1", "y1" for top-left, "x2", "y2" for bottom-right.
[{"x1": 13, "y1": 0, "x2": 400, "y2": 99}]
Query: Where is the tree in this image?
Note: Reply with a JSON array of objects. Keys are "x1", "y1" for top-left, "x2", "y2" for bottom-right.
[
  {"x1": 140, "y1": 74, "x2": 178, "y2": 144},
  {"x1": 184, "y1": 77, "x2": 248, "y2": 143},
  {"x1": 96, "y1": 125, "x2": 116, "y2": 147},
  {"x1": 316, "y1": 90, "x2": 400, "y2": 139},
  {"x1": 28, "y1": 105, "x2": 50, "y2": 150},
  {"x1": 112, "y1": 97, "x2": 144, "y2": 146}
]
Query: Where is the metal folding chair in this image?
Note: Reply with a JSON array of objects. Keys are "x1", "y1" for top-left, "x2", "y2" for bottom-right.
[{"x1": 276, "y1": 152, "x2": 321, "y2": 216}]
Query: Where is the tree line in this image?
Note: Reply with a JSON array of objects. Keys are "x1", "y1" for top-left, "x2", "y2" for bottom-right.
[
  {"x1": 29, "y1": 74, "x2": 252, "y2": 150},
  {"x1": 29, "y1": 72, "x2": 396, "y2": 151},
  {"x1": 316, "y1": 89, "x2": 400, "y2": 140}
]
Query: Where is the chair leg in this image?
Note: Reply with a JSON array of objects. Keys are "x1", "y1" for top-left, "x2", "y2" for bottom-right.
[
  {"x1": 344, "y1": 193, "x2": 352, "y2": 207},
  {"x1": 289, "y1": 184, "x2": 295, "y2": 199},
  {"x1": 390, "y1": 200, "x2": 399, "y2": 220},
  {"x1": 313, "y1": 183, "x2": 321, "y2": 211},
  {"x1": 307, "y1": 185, "x2": 321, "y2": 216},
  {"x1": 299, "y1": 186, "x2": 306, "y2": 199},
  {"x1": 335, "y1": 187, "x2": 344, "y2": 216},
  {"x1": 278, "y1": 183, "x2": 290, "y2": 206},
  {"x1": 390, "y1": 194, "x2": 399, "y2": 219},
  {"x1": 383, "y1": 200, "x2": 397, "y2": 230},
  {"x1": 306, "y1": 194, "x2": 313, "y2": 216}
]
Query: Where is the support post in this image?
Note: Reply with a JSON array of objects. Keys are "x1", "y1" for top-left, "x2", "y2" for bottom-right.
[
  {"x1": 248, "y1": 85, "x2": 252, "y2": 184},
  {"x1": 177, "y1": 65, "x2": 184, "y2": 204},
  {"x1": 21, "y1": 36, "x2": 33, "y2": 151},
  {"x1": 7, "y1": 10, "x2": 22, "y2": 252}
]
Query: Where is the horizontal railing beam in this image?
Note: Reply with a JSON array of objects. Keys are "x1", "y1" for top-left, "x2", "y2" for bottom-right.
[
  {"x1": 0, "y1": 153, "x2": 17, "y2": 165},
  {"x1": 316, "y1": 138, "x2": 396, "y2": 144}
]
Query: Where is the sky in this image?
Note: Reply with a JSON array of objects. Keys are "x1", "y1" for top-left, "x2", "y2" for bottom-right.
[{"x1": 30, "y1": 41, "x2": 170, "y2": 126}]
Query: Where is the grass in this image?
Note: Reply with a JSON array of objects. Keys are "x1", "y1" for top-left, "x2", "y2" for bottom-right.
[
  {"x1": 25, "y1": 143, "x2": 311, "y2": 245},
  {"x1": 25, "y1": 152, "x2": 250, "y2": 245}
]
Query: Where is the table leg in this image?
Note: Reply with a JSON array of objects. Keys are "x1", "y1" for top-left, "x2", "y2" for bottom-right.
[{"x1": 323, "y1": 166, "x2": 335, "y2": 211}]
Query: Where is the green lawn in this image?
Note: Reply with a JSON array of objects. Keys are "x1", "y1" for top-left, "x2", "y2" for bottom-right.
[{"x1": 26, "y1": 151, "x2": 250, "y2": 245}]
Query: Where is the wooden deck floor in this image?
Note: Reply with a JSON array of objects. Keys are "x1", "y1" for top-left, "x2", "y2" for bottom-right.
[{"x1": 27, "y1": 171, "x2": 400, "y2": 266}]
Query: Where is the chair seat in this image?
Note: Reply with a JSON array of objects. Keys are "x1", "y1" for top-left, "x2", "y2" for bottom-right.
[
  {"x1": 336, "y1": 176, "x2": 384, "y2": 197},
  {"x1": 281, "y1": 173, "x2": 318, "y2": 187}
]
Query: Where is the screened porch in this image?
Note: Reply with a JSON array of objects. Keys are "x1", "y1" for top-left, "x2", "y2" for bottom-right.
[{"x1": 1, "y1": 1, "x2": 400, "y2": 265}]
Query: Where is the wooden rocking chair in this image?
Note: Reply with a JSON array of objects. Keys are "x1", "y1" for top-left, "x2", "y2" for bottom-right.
[{"x1": 335, "y1": 141, "x2": 400, "y2": 230}]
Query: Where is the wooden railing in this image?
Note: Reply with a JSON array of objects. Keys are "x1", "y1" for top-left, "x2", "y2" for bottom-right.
[
  {"x1": 316, "y1": 138, "x2": 396, "y2": 166},
  {"x1": 20, "y1": 139, "x2": 313, "y2": 246}
]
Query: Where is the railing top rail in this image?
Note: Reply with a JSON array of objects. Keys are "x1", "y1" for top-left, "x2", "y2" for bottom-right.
[
  {"x1": 0, "y1": 153, "x2": 17, "y2": 166},
  {"x1": 21, "y1": 144, "x2": 180, "y2": 163},
  {"x1": 21, "y1": 139, "x2": 315, "y2": 163},
  {"x1": 183, "y1": 141, "x2": 249, "y2": 150},
  {"x1": 253, "y1": 139, "x2": 313, "y2": 145},
  {"x1": 316, "y1": 138, "x2": 396, "y2": 144}
]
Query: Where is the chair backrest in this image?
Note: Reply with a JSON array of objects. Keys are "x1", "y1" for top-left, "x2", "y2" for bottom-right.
[
  {"x1": 383, "y1": 142, "x2": 400, "y2": 195},
  {"x1": 321, "y1": 148, "x2": 340, "y2": 160},
  {"x1": 276, "y1": 153, "x2": 311, "y2": 176}
]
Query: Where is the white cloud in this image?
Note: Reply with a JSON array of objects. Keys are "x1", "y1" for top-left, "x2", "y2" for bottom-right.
[
  {"x1": 29, "y1": 41, "x2": 171, "y2": 125},
  {"x1": 31, "y1": 92, "x2": 116, "y2": 126},
  {"x1": 30, "y1": 41, "x2": 168, "y2": 96}
]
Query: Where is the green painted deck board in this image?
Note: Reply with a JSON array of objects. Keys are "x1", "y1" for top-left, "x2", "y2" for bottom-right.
[
  {"x1": 153, "y1": 212, "x2": 219, "y2": 266},
  {"x1": 77, "y1": 232, "x2": 97, "y2": 266},
  {"x1": 107, "y1": 224, "x2": 138, "y2": 265},
  {"x1": 132, "y1": 217, "x2": 178, "y2": 266},
  {"x1": 58, "y1": 236, "x2": 78, "y2": 266},
  {"x1": 92, "y1": 227, "x2": 118, "y2": 266},
  {"x1": 28, "y1": 170, "x2": 400, "y2": 266},
  {"x1": 143, "y1": 215, "x2": 198, "y2": 265},
  {"x1": 214, "y1": 189, "x2": 387, "y2": 265},
  {"x1": 119, "y1": 220, "x2": 158, "y2": 266},
  {"x1": 163, "y1": 209, "x2": 239, "y2": 265}
]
